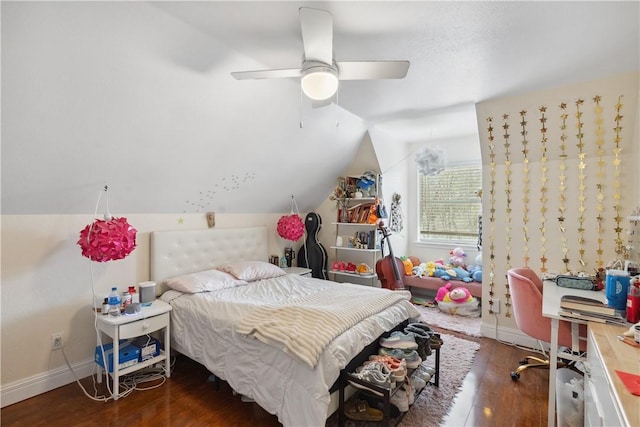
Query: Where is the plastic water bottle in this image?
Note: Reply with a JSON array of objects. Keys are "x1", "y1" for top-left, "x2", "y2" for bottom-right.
[{"x1": 108, "y1": 287, "x2": 121, "y2": 317}]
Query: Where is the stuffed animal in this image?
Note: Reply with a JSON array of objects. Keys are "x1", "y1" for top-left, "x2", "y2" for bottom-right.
[
  {"x1": 412, "y1": 263, "x2": 426, "y2": 277},
  {"x1": 450, "y1": 266, "x2": 473, "y2": 283},
  {"x1": 401, "y1": 257, "x2": 414, "y2": 276},
  {"x1": 449, "y1": 247, "x2": 467, "y2": 267},
  {"x1": 444, "y1": 286, "x2": 473, "y2": 304},
  {"x1": 435, "y1": 282, "x2": 452, "y2": 302},
  {"x1": 408, "y1": 256, "x2": 421, "y2": 267},
  {"x1": 424, "y1": 261, "x2": 436, "y2": 277},
  {"x1": 467, "y1": 264, "x2": 483, "y2": 282}
]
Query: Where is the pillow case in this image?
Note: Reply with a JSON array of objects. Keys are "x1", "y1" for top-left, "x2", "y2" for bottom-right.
[
  {"x1": 217, "y1": 260, "x2": 286, "y2": 282},
  {"x1": 165, "y1": 269, "x2": 248, "y2": 293}
]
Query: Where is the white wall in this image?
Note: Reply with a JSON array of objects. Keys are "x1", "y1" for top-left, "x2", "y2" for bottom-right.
[
  {"x1": 475, "y1": 71, "x2": 640, "y2": 336},
  {"x1": 0, "y1": 213, "x2": 297, "y2": 406}
]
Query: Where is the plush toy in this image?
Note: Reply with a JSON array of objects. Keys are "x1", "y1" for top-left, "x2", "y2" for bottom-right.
[
  {"x1": 408, "y1": 256, "x2": 421, "y2": 267},
  {"x1": 467, "y1": 264, "x2": 483, "y2": 282},
  {"x1": 401, "y1": 257, "x2": 413, "y2": 276},
  {"x1": 433, "y1": 265, "x2": 454, "y2": 280},
  {"x1": 450, "y1": 266, "x2": 472, "y2": 283},
  {"x1": 435, "y1": 282, "x2": 452, "y2": 302},
  {"x1": 424, "y1": 261, "x2": 436, "y2": 277},
  {"x1": 449, "y1": 247, "x2": 467, "y2": 267},
  {"x1": 444, "y1": 286, "x2": 473, "y2": 304},
  {"x1": 412, "y1": 263, "x2": 426, "y2": 277}
]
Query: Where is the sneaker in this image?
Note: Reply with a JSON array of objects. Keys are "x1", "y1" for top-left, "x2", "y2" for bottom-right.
[
  {"x1": 410, "y1": 372, "x2": 427, "y2": 391},
  {"x1": 367, "y1": 355, "x2": 407, "y2": 382},
  {"x1": 332, "y1": 261, "x2": 340, "y2": 271},
  {"x1": 380, "y1": 331, "x2": 418, "y2": 350},
  {"x1": 378, "y1": 348, "x2": 423, "y2": 369},
  {"x1": 390, "y1": 385, "x2": 410, "y2": 412},
  {"x1": 349, "y1": 361, "x2": 394, "y2": 395},
  {"x1": 405, "y1": 323, "x2": 435, "y2": 357},
  {"x1": 414, "y1": 365, "x2": 436, "y2": 383},
  {"x1": 346, "y1": 262, "x2": 357, "y2": 273}
]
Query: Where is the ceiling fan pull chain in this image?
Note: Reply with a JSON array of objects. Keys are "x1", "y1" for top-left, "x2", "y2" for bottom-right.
[
  {"x1": 335, "y1": 87, "x2": 340, "y2": 127},
  {"x1": 299, "y1": 86, "x2": 304, "y2": 128}
]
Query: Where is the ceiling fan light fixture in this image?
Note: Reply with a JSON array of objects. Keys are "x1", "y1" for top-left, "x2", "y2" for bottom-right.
[{"x1": 301, "y1": 65, "x2": 338, "y2": 100}]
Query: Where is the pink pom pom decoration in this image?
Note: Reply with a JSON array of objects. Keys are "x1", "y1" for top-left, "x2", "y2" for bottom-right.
[
  {"x1": 77, "y1": 217, "x2": 137, "y2": 262},
  {"x1": 277, "y1": 214, "x2": 304, "y2": 241}
]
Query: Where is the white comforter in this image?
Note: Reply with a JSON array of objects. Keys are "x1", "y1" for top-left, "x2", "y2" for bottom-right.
[{"x1": 160, "y1": 273, "x2": 420, "y2": 427}]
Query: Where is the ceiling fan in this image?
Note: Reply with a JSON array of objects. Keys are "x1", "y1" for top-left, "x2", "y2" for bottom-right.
[{"x1": 231, "y1": 7, "x2": 410, "y2": 103}]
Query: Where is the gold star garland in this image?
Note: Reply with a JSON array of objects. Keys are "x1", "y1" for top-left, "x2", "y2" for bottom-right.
[
  {"x1": 520, "y1": 110, "x2": 530, "y2": 267},
  {"x1": 559, "y1": 103, "x2": 570, "y2": 270},
  {"x1": 575, "y1": 99, "x2": 587, "y2": 268},
  {"x1": 539, "y1": 106, "x2": 549, "y2": 272},
  {"x1": 486, "y1": 117, "x2": 497, "y2": 315},
  {"x1": 593, "y1": 95, "x2": 605, "y2": 267},
  {"x1": 502, "y1": 114, "x2": 512, "y2": 317},
  {"x1": 613, "y1": 96, "x2": 624, "y2": 255}
]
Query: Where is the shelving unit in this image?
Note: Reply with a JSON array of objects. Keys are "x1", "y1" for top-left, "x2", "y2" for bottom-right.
[
  {"x1": 330, "y1": 221, "x2": 381, "y2": 286},
  {"x1": 329, "y1": 174, "x2": 383, "y2": 287}
]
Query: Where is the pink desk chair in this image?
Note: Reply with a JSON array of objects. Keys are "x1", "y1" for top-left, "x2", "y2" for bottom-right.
[{"x1": 507, "y1": 267, "x2": 586, "y2": 381}]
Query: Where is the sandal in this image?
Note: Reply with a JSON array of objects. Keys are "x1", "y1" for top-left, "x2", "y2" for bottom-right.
[{"x1": 344, "y1": 399, "x2": 384, "y2": 422}]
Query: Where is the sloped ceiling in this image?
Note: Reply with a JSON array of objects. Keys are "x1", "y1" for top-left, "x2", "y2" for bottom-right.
[{"x1": 2, "y1": 1, "x2": 638, "y2": 215}]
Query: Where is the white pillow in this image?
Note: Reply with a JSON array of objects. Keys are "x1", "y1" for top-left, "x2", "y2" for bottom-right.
[
  {"x1": 165, "y1": 269, "x2": 248, "y2": 293},
  {"x1": 217, "y1": 260, "x2": 286, "y2": 282}
]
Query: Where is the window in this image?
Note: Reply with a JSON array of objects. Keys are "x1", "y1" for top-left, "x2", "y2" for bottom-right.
[{"x1": 418, "y1": 164, "x2": 482, "y2": 243}]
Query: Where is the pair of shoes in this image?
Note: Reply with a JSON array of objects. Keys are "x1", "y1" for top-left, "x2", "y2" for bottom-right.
[
  {"x1": 344, "y1": 399, "x2": 384, "y2": 422},
  {"x1": 349, "y1": 361, "x2": 394, "y2": 395},
  {"x1": 378, "y1": 347, "x2": 423, "y2": 369},
  {"x1": 390, "y1": 379, "x2": 415, "y2": 412},
  {"x1": 346, "y1": 262, "x2": 357, "y2": 273},
  {"x1": 332, "y1": 261, "x2": 346, "y2": 271},
  {"x1": 404, "y1": 324, "x2": 434, "y2": 359},
  {"x1": 414, "y1": 365, "x2": 436, "y2": 384},
  {"x1": 380, "y1": 331, "x2": 418, "y2": 350},
  {"x1": 367, "y1": 355, "x2": 407, "y2": 382},
  {"x1": 357, "y1": 263, "x2": 373, "y2": 275},
  {"x1": 411, "y1": 372, "x2": 427, "y2": 391}
]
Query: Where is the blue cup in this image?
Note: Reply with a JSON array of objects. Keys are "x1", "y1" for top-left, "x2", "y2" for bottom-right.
[{"x1": 606, "y1": 269, "x2": 630, "y2": 310}]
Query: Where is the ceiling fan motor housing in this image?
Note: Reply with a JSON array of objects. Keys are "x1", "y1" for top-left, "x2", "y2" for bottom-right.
[{"x1": 301, "y1": 61, "x2": 339, "y2": 100}]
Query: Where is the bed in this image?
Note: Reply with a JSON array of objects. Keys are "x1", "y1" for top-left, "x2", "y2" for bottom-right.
[{"x1": 149, "y1": 226, "x2": 420, "y2": 427}]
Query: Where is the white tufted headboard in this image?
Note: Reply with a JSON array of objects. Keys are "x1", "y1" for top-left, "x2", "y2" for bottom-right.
[{"x1": 149, "y1": 227, "x2": 269, "y2": 294}]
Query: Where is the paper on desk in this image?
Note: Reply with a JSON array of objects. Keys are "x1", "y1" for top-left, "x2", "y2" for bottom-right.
[{"x1": 615, "y1": 370, "x2": 640, "y2": 395}]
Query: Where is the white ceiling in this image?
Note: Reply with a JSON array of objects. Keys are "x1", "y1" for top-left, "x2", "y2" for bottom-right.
[{"x1": 2, "y1": 1, "x2": 638, "y2": 215}]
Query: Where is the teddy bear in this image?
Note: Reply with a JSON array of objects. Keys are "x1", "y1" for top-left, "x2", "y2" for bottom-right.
[{"x1": 449, "y1": 247, "x2": 467, "y2": 267}]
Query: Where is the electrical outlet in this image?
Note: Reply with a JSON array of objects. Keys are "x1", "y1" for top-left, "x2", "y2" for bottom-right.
[
  {"x1": 491, "y1": 298, "x2": 501, "y2": 314},
  {"x1": 51, "y1": 332, "x2": 63, "y2": 351}
]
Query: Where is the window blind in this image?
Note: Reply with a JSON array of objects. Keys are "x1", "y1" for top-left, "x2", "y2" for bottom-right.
[{"x1": 419, "y1": 164, "x2": 482, "y2": 241}]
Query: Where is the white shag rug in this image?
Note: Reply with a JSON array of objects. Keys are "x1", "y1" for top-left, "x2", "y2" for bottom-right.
[{"x1": 413, "y1": 304, "x2": 482, "y2": 338}]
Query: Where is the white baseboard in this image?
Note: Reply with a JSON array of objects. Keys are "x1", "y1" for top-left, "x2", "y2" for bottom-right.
[
  {"x1": 480, "y1": 319, "x2": 549, "y2": 352},
  {"x1": 1, "y1": 357, "x2": 95, "y2": 408}
]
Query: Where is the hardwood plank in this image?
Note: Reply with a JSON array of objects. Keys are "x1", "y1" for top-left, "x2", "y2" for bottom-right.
[{"x1": 1, "y1": 334, "x2": 552, "y2": 427}]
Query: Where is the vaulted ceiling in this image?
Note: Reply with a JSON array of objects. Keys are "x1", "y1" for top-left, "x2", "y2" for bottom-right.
[{"x1": 2, "y1": 1, "x2": 638, "y2": 215}]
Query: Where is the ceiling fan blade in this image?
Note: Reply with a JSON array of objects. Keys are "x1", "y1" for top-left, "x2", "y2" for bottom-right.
[
  {"x1": 299, "y1": 7, "x2": 333, "y2": 65},
  {"x1": 336, "y1": 61, "x2": 410, "y2": 80},
  {"x1": 231, "y1": 68, "x2": 301, "y2": 80}
]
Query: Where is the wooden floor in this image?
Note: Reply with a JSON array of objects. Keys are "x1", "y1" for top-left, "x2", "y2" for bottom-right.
[{"x1": 1, "y1": 329, "x2": 551, "y2": 427}]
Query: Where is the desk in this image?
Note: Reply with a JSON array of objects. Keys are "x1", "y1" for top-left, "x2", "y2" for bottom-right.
[{"x1": 541, "y1": 281, "x2": 607, "y2": 427}]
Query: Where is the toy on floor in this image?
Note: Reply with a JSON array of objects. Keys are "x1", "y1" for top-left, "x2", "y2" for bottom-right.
[{"x1": 435, "y1": 283, "x2": 480, "y2": 316}]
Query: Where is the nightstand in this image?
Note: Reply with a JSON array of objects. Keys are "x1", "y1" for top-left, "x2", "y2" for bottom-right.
[
  {"x1": 284, "y1": 267, "x2": 312, "y2": 276},
  {"x1": 95, "y1": 299, "x2": 172, "y2": 400}
]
